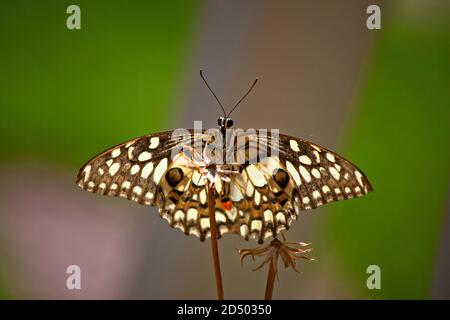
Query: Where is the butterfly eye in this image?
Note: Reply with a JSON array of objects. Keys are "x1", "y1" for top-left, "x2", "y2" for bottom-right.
[
  {"x1": 218, "y1": 117, "x2": 224, "y2": 126},
  {"x1": 225, "y1": 118, "x2": 233, "y2": 128}
]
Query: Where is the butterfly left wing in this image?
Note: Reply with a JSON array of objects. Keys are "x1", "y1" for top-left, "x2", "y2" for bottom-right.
[
  {"x1": 276, "y1": 134, "x2": 373, "y2": 208},
  {"x1": 76, "y1": 130, "x2": 183, "y2": 205}
]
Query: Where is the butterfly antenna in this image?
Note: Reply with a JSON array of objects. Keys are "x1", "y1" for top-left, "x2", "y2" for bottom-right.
[
  {"x1": 227, "y1": 77, "x2": 259, "y2": 118},
  {"x1": 200, "y1": 70, "x2": 227, "y2": 117}
]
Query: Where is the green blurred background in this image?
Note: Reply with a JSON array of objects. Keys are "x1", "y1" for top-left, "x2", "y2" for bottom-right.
[{"x1": 0, "y1": 0, "x2": 449, "y2": 299}]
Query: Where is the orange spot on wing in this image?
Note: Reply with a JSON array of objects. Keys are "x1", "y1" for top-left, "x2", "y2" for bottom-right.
[{"x1": 223, "y1": 201, "x2": 233, "y2": 211}]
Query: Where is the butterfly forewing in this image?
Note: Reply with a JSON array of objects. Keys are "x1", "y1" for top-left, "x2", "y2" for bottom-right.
[
  {"x1": 277, "y1": 134, "x2": 373, "y2": 209},
  {"x1": 77, "y1": 131, "x2": 176, "y2": 205}
]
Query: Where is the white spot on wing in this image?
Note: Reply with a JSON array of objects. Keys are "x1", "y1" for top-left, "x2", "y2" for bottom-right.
[
  {"x1": 264, "y1": 210, "x2": 273, "y2": 224},
  {"x1": 174, "y1": 210, "x2": 184, "y2": 222},
  {"x1": 199, "y1": 189, "x2": 207, "y2": 205},
  {"x1": 311, "y1": 144, "x2": 321, "y2": 152},
  {"x1": 286, "y1": 161, "x2": 301, "y2": 185},
  {"x1": 128, "y1": 146, "x2": 135, "y2": 159},
  {"x1": 111, "y1": 148, "x2": 121, "y2": 158},
  {"x1": 215, "y1": 211, "x2": 227, "y2": 224},
  {"x1": 299, "y1": 165, "x2": 311, "y2": 182},
  {"x1": 311, "y1": 168, "x2": 320, "y2": 179},
  {"x1": 289, "y1": 139, "x2": 300, "y2": 152},
  {"x1": 240, "y1": 224, "x2": 249, "y2": 238},
  {"x1": 230, "y1": 183, "x2": 243, "y2": 201},
  {"x1": 149, "y1": 137, "x2": 159, "y2": 149},
  {"x1": 215, "y1": 178, "x2": 222, "y2": 193},
  {"x1": 192, "y1": 171, "x2": 206, "y2": 186},
  {"x1": 187, "y1": 208, "x2": 198, "y2": 221},
  {"x1": 189, "y1": 228, "x2": 200, "y2": 238},
  {"x1": 145, "y1": 192, "x2": 154, "y2": 200},
  {"x1": 246, "y1": 182, "x2": 254, "y2": 197},
  {"x1": 223, "y1": 207, "x2": 236, "y2": 222},
  {"x1": 153, "y1": 158, "x2": 168, "y2": 184},
  {"x1": 251, "y1": 220, "x2": 262, "y2": 232},
  {"x1": 130, "y1": 164, "x2": 140, "y2": 175},
  {"x1": 219, "y1": 225, "x2": 228, "y2": 236},
  {"x1": 246, "y1": 164, "x2": 266, "y2": 187},
  {"x1": 254, "y1": 190, "x2": 261, "y2": 206},
  {"x1": 200, "y1": 218, "x2": 210, "y2": 231},
  {"x1": 355, "y1": 171, "x2": 364, "y2": 187},
  {"x1": 329, "y1": 167, "x2": 340, "y2": 180},
  {"x1": 125, "y1": 141, "x2": 134, "y2": 148},
  {"x1": 264, "y1": 230, "x2": 273, "y2": 240},
  {"x1": 276, "y1": 212, "x2": 286, "y2": 224},
  {"x1": 299, "y1": 155, "x2": 312, "y2": 165},
  {"x1": 326, "y1": 153, "x2": 335, "y2": 163},
  {"x1": 313, "y1": 151, "x2": 320, "y2": 163},
  {"x1": 83, "y1": 165, "x2": 91, "y2": 182},
  {"x1": 133, "y1": 186, "x2": 142, "y2": 195},
  {"x1": 141, "y1": 162, "x2": 154, "y2": 179},
  {"x1": 109, "y1": 163, "x2": 120, "y2": 176},
  {"x1": 138, "y1": 151, "x2": 151, "y2": 162}
]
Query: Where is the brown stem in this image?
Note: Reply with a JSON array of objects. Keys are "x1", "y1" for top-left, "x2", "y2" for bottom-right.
[
  {"x1": 207, "y1": 183, "x2": 224, "y2": 300},
  {"x1": 264, "y1": 259, "x2": 276, "y2": 300}
]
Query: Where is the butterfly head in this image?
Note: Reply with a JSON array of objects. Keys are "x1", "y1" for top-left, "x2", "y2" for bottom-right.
[
  {"x1": 218, "y1": 117, "x2": 234, "y2": 131},
  {"x1": 200, "y1": 70, "x2": 258, "y2": 135}
]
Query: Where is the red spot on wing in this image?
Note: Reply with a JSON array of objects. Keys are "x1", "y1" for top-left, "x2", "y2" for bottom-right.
[{"x1": 223, "y1": 201, "x2": 233, "y2": 211}]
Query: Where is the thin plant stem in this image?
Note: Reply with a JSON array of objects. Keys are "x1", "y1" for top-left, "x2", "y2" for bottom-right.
[
  {"x1": 264, "y1": 259, "x2": 276, "y2": 300},
  {"x1": 207, "y1": 183, "x2": 224, "y2": 300}
]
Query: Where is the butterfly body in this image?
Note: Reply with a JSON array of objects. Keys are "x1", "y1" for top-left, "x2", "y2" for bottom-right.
[{"x1": 77, "y1": 120, "x2": 373, "y2": 244}]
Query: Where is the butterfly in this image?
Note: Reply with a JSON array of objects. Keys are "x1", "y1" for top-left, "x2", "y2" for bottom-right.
[{"x1": 76, "y1": 72, "x2": 373, "y2": 244}]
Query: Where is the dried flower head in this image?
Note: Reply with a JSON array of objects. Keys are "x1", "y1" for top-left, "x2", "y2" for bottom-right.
[{"x1": 239, "y1": 232, "x2": 314, "y2": 275}]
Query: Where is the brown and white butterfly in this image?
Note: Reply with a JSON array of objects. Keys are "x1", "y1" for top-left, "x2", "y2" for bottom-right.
[{"x1": 76, "y1": 118, "x2": 373, "y2": 244}]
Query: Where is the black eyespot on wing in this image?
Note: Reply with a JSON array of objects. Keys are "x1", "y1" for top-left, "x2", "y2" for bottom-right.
[{"x1": 165, "y1": 168, "x2": 184, "y2": 187}]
